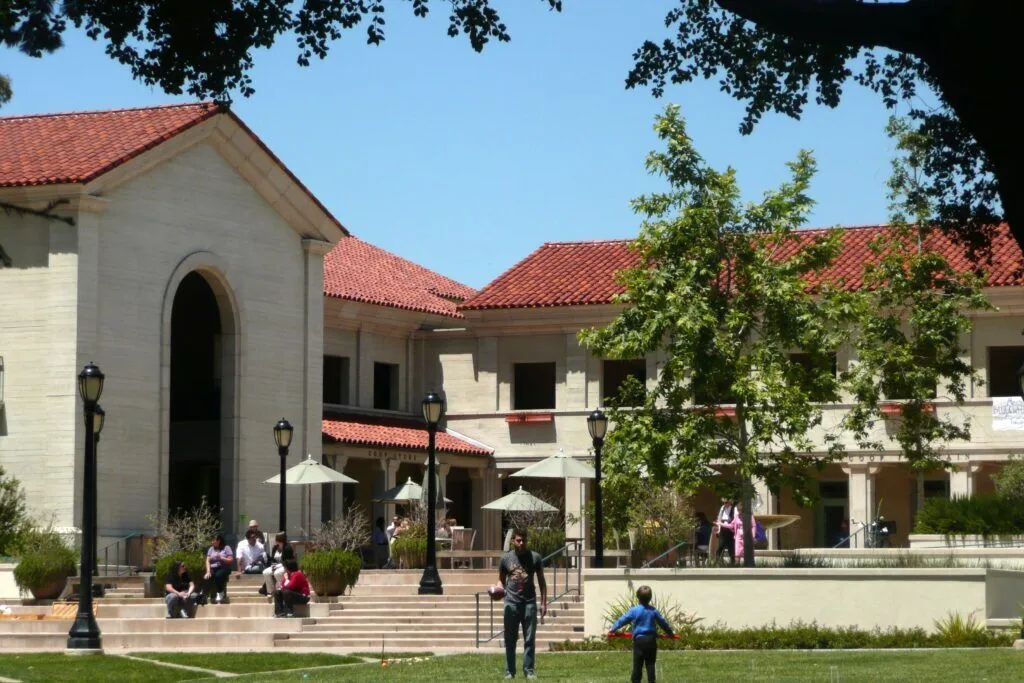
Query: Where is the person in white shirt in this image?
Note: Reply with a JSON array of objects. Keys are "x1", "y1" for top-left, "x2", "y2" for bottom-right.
[
  {"x1": 386, "y1": 516, "x2": 400, "y2": 544},
  {"x1": 235, "y1": 528, "x2": 267, "y2": 576},
  {"x1": 715, "y1": 498, "x2": 736, "y2": 565}
]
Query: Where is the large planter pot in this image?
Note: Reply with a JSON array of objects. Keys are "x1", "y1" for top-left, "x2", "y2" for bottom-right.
[
  {"x1": 313, "y1": 575, "x2": 345, "y2": 597},
  {"x1": 29, "y1": 575, "x2": 68, "y2": 600}
]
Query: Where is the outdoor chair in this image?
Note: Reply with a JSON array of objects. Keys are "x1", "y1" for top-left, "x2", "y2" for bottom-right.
[{"x1": 450, "y1": 527, "x2": 476, "y2": 569}]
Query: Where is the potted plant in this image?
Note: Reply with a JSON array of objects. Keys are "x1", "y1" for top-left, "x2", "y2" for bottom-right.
[
  {"x1": 301, "y1": 548, "x2": 361, "y2": 598},
  {"x1": 13, "y1": 529, "x2": 78, "y2": 600}
]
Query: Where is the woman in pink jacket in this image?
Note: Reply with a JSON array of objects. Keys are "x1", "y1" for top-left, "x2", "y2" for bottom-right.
[{"x1": 714, "y1": 502, "x2": 754, "y2": 560}]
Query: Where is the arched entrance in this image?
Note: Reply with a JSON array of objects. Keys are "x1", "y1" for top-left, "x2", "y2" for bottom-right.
[{"x1": 165, "y1": 267, "x2": 238, "y2": 525}]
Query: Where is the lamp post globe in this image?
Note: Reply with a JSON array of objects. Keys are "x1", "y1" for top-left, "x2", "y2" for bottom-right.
[
  {"x1": 419, "y1": 392, "x2": 445, "y2": 595},
  {"x1": 274, "y1": 418, "x2": 293, "y2": 535},
  {"x1": 587, "y1": 408, "x2": 608, "y2": 569},
  {"x1": 68, "y1": 363, "x2": 105, "y2": 650}
]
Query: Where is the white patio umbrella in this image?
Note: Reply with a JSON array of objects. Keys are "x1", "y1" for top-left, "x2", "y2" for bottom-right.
[
  {"x1": 482, "y1": 486, "x2": 559, "y2": 512},
  {"x1": 373, "y1": 476, "x2": 453, "y2": 505},
  {"x1": 510, "y1": 450, "x2": 595, "y2": 479},
  {"x1": 264, "y1": 455, "x2": 358, "y2": 532}
]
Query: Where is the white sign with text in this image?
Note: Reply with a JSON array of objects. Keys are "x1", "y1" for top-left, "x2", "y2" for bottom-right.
[{"x1": 992, "y1": 396, "x2": 1024, "y2": 431}]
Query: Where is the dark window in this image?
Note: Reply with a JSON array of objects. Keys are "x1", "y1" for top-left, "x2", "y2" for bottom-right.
[
  {"x1": 924, "y1": 479, "x2": 949, "y2": 499},
  {"x1": 513, "y1": 362, "x2": 556, "y2": 410},
  {"x1": 603, "y1": 359, "x2": 646, "y2": 406},
  {"x1": 323, "y1": 356, "x2": 350, "y2": 405},
  {"x1": 988, "y1": 347, "x2": 1024, "y2": 397},
  {"x1": 373, "y1": 362, "x2": 400, "y2": 410},
  {"x1": 788, "y1": 352, "x2": 838, "y2": 396},
  {"x1": 819, "y1": 481, "x2": 848, "y2": 499}
]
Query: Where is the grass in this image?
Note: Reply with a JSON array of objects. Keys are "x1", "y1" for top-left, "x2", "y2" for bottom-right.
[
  {"x1": 346, "y1": 652, "x2": 435, "y2": 659},
  {"x1": 1, "y1": 649, "x2": 1023, "y2": 681},
  {"x1": 133, "y1": 652, "x2": 362, "y2": 673}
]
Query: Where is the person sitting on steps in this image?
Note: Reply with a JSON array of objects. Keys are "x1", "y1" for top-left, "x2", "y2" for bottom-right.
[
  {"x1": 164, "y1": 559, "x2": 197, "y2": 619},
  {"x1": 260, "y1": 532, "x2": 294, "y2": 597},
  {"x1": 274, "y1": 558, "x2": 310, "y2": 617},
  {"x1": 200, "y1": 533, "x2": 234, "y2": 604}
]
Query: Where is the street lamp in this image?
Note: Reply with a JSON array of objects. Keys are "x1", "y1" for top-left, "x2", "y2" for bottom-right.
[
  {"x1": 274, "y1": 418, "x2": 294, "y2": 534},
  {"x1": 587, "y1": 408, "x2": 608, "y2": 569},
  {"x1": 68, "y1": 362, "x2": 104, "y2": 651},
  {"x1": 419, "y1": 392, "x2": 445, "y2": 595},
  {"x1": 91, "y1": 405, "x2": 105, "y2": 598}
]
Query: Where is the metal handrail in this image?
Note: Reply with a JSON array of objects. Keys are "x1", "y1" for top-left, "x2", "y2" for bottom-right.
[
  {"x1": 640, "y1": 540, "x2": 689, "y2": 569},
  {"x1": 97, "y1": 534, "x2": 139, "y2": 577},
  {"x1": 475, "y1": 541, "x2": 583, "y2": 648}
]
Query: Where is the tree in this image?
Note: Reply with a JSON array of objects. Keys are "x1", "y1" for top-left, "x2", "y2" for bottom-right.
[
  {"x1": 0, "y1": 465, "x2": 31, "y2": 555},
  {"x1": 841, "y1": 117, "x2": 990, "y2": 509},
  {"x1": 627, "y1": 1, "x2": 1022, "y2": 257},
  {"x1": 0, "y1": 0, "x2": 560, "y2": 106},
  {"x1": 580, "y1": 104, "x2": 852, "y2": 567}
]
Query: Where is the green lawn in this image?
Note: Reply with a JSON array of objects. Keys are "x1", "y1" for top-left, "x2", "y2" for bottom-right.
[
  {"x1": 0, "y1": 649, "x2": 1021, "y2": 682},
  {"x1": 132, "y1": 652, "x2": 362, "y2": 673}
]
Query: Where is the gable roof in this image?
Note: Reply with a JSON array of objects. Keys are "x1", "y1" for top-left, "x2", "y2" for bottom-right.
[
  {"x1": 0, "y1": 102, "x2": 345, "y2": 237},
  {"x1": 323, "y1": 416, "x2": 492, "y2": 456},
  {"x1": 323, "y1": 236, "x2": 476, "y2": 318},
  {"x1": 459, "y1": 225, "x2": 1024, "y2": 311}
]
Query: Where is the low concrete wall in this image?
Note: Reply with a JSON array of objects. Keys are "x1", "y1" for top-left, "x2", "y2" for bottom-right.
[
  {"x1": 758, "y1": 548, "x2": 1024, "y2": 569},
  {"x1": 0, "y1": 563, "x2": 20, "y2": 601},
  {"x1": 909, "y1": 534, "x2": 1024, "y2": 549},
  {"x1": 582, "y1": 568, "x2": 1024, "y2": 636}
]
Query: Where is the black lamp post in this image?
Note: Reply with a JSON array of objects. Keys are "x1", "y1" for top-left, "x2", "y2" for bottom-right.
[
  {"x1": 91, "y1": 405, "x2": 105, "y2": 598},
  {"x1": 418, "y1": 392, "x2": 445, "y2": 595},
  {"x1": 587, "y1": 408, "x2": 608, "y2": 569},
  {"x1": 68, "y1": 362, "x2": 104, "y2": 651},
  {"x1": 274, "y1": 418, "x2": 294, "y2": 534}
]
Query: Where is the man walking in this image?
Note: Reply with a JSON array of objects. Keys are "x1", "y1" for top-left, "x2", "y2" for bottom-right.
[{"x1": 498, "y1": 528, "x2": 547, "y2": 679}]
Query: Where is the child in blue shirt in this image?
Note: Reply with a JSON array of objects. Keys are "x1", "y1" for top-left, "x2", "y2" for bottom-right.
[{"x1": 608, "y1": 585, "x2": 674, "y2": 683}]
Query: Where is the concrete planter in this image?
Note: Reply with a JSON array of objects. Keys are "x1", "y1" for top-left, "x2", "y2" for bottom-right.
[
  {"x1": 582, "y1": 567, "x2": 1024, "y2": 636},
  {"x1": 909, "y1": 534, "x2": 1024, "y2": 549},
  {"x1": 0, "y1": 563, "x2": 19, "y2": 600}
]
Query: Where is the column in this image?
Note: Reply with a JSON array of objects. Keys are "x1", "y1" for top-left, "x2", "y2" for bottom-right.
[
  {"x1": 753, "y1": 477, "x2": 777, "y2": 549},
  {"x1": 563, "y1": 333, "x2": 587, "y2": 410},
  {"x1": 471, "y1": 466, "x2": 502, "y2": 550},
  {"x1": 329, "y1": 455, "x2": 350, "y2": 522},
  {"x1": 301, "y1": 238, "x2": 331, "y2": 535},
  {"x1": 374, "y1": 458, "x2": 399, "y2": 522},
  {"x1": 437, "y1": 462, "x2": 451, "y2": 525},
  {"x1": 950, "y1": 463, "x2": 982, "y2": 499},
  {"x1": 842, "y1": 463, "x2": 881, "y2": 548}
]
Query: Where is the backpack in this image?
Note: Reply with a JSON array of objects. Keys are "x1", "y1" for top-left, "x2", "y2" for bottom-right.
[{"x1": 753, "y1": 519, "x2": 767, "y2": 543}]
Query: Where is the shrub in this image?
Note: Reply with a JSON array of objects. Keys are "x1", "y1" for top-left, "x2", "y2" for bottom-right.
[
  {"x1": 306, "y1": 505, "x2": 371, "y2": 553},
  {"x1": 550, "y1": 619, "x2": 1015, "y2": 651},
  {"x1": 0, "y1": 465, "x2": 31, "y2": 556},
  {"x1": 913, "y1": 494, "x2": 1024, "y2": 535},
  {"x1": 601, "y1": 588, "x2": 702, "y2": 634},
  {"x1": 12, "y1": 528, "x2": 78, "y2": 593},
  {"x1": 153, "y1": 551, "x2": 206, "y2": 582},
  {"x1": 391, "y1": 536, "x2": 426, "y2": 568},
  {"x1": 992, "y1": 456, "x2": 1024, "y2": 501},
  {"x1": 148, "y1": 498, "x2": 223, "y2": 561},
  {"x1": 529, "y1": 527, "x2": 566, "y2": 562},
  {"x1": 301, "y1": 549, "x2": 362, "y2": 596}
]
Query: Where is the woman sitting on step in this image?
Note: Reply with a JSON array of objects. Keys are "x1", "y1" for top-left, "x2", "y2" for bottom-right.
[
  {"x1": 163, "y1": 560, "x2": 198, "y2": 619},
  {"x1": 260, "y1": 532, "x2": 295, "y2": 596},
  {"x1": 274, "y1": 558, "x2": 310, "y2": 617},
  {"x1": 200, "y1": 534, "x2": 234, "y2": 604}
]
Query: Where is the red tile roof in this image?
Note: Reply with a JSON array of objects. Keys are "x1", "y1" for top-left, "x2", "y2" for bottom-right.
[
  {"x1": 459, "y1": 225, "x2": 1024, "y2": 311},
  {"x1": 0, "y1": 102, "x2": 346, "y2": 236},
  {"x1": 324, "y1": 236, "x2": 476, "y2": 318},
  {"x1": 0, "y1": 102, "x2": 221, "y2": 187},
  {"x1": 322, "y1": 416, "x2": 492, "y2": 456},
  {"x1": 460, "y1": 239, "x2": 637, "y2": 310}
]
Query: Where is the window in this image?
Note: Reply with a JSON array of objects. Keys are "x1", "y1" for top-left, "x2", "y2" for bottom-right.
[
  {"x1": 373, "y1": 362, "x2": 400, "y2": 410},
  {"x1": 788, "y1": 352, "x2": 838, "y2": 394},
  {"x1": 603, "y1": 359, "x2": 646, "y2": 406},
  {"x1": 323, "y1": 356, "x2": 350, "y2": 405},
  {"x1": 924, "y1": 479, "x2": 949, "y2": 499},
  {"x1": 988, "y1": 347, "x2": 1024, "y2": 397},
  {"x1": 513, "y1": 362, "x2": 556, "y2": 410}
]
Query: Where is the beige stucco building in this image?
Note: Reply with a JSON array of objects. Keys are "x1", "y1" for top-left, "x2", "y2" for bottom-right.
[{"x1": 3, "y1": 103, "x2": 1024, "y2": 558}]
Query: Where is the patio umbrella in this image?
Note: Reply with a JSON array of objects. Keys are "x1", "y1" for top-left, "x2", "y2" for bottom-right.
[
  {"x1": 510, "y1": 450, "x2": 595, "y2": 479},
  {"x1": 373, "y1": 477, "x2": 452, "y2": 505},
  {"x1": 264, "y1": 455, "x2": 358, "y2": 532},
  {"x1": 482, "y1": 486, "x2": 559, "y2": 512}
]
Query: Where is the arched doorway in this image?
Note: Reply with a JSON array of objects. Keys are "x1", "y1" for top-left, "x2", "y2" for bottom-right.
[{"x1": 167, "y1": 270, "x2": 236, "y2": 520}]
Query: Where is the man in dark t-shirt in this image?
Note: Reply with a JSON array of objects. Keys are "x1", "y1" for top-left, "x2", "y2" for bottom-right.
[{"x1": 498, "y1": 528, "x2": 547, "y2": 679}]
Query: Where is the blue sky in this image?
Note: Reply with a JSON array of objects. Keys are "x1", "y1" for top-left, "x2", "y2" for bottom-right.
[{"x1": 2, "y1": 1, "x2": 905, "y2": 289}]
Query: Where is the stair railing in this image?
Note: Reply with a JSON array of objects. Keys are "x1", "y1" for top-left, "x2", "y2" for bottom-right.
[
  {"x1": 640, "y1": 539, "x2": 689, "y2": 569},
  {"x1": 97, "y1": 534, "x2": 139, "y2": 577}
]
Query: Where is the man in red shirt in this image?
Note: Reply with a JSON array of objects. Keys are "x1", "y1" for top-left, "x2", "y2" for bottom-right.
[{"x1": 274, "y1": 559, "x2": 310, "y2": 617}]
